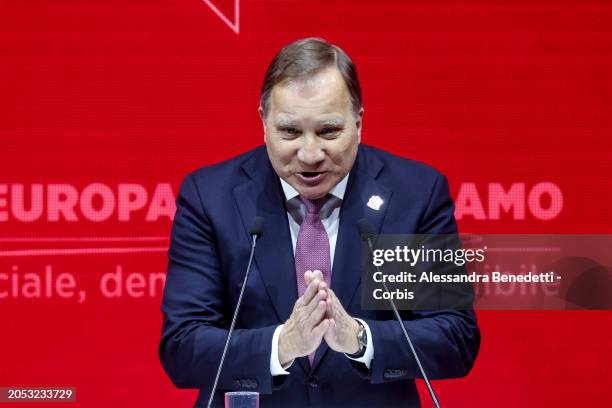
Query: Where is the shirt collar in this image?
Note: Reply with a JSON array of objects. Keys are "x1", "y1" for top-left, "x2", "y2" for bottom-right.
[{"x1": 279, "y1": 172, "x2": 349, "y2": 202}]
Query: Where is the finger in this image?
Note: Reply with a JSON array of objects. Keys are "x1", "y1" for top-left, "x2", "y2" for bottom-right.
[
  {"x1": 324, "y1": 288, "x2": 336, "y2": 308},
  {"x1": 300, "y1": 277, "x2": 321, "y2": 305},
  {"x1": 327, "y1": 288, "x2": 336, "y2": 300},
  {"x1": 325, "y1": 290, "x2": 341, "y2": 318},
  {"x1": 306, "y1": 300, "x2": 327, "y2": 328},
  {"x1": 304, "y1": 270, "x2": 314, "y2": 286},
  {"x1": 311, "y1": 318, "x2": 330, "y2": 339},
  {"x1": 318, "y1": 289, "x2": 328, "y2": 301},
  {"x1": 317, "y1": 283, "x2": 328, "y2": 301},
  {"x1": 328, "y1": 289, "x2": 343, "y2": 312},
  {"x1": 304, "y1": 289, "x2": 326, "y2": 315},
  {"x1": 312, "y1": 269, "x2": 324, "y2": 281}
]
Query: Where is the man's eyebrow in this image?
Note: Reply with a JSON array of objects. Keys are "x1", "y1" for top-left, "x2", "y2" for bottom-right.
[
  {"x1": 274, "y1": 119, "x2": 298, "y2": 128},
  {"x1": 318, "y1": 119, "x2": 345, "y2": 127}
]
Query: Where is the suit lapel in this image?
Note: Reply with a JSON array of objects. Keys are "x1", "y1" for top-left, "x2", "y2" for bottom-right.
[
  {"x1": 233, "y1": 150, "x2": 297, "y2": 324},
  {"x1": 313, "y1": 146, "x2": 392, "y2": 370},
  {"x1": 233, "y1": 149, "x2": 311, "y2": 374}
]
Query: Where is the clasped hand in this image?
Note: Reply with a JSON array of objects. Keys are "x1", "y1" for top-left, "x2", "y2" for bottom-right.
[{"x1": 278, "y1": 270, "x2": 360, "y2": 366}]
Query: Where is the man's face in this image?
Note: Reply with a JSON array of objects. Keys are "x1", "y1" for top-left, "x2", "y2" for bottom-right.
[{"x1": 260, "y1": 67, "x2": 363, "y2": 200}]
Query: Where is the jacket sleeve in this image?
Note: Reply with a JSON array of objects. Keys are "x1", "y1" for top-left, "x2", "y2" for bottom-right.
[
  {"x1": 158, "y1": 172, "x2": 277, "y2": 396},
  {"x1": 364, "y1": 173, "x2": 480, "y2": 383}
]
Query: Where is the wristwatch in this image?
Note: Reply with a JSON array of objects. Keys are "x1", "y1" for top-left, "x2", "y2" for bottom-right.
[{"x1": 346, "y1": 319, "x2": 368, "y2": 358}]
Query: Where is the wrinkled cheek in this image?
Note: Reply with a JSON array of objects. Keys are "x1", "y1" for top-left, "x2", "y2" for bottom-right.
[
  {"x1": 273, "y1": 155, "x2": 293, "y2": 176},
  {"x1": 330, "y1": 153, "x2": 349, "y2": 169},
  {"x1": 276, "y1": 152, "x2": 293, "y2": 168}
]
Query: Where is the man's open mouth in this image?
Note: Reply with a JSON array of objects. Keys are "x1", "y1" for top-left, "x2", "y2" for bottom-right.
[
  {"x1": 295, "y1": 171, "x2": 326, "y2": 185},
  {"x1": 300, "y1": 172, "x2": 322, "y2": 178}
]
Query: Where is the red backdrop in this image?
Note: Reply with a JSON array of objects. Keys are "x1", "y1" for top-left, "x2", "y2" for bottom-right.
[{"x1": 1, "y1": 0, "x2": 611, "y2": 406}]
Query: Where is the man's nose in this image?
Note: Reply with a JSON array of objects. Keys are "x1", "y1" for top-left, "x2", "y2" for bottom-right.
[{"x1": 297, "y1": 136, "x2": 325, "y2": 165}]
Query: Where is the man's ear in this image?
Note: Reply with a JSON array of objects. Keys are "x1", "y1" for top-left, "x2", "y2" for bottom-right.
[
  {"x1": 356, "y1": 107, "x2": 364, "y2": 143},
  {"x1": 258, "y1": 106, "x2": 268, "y2": 142}
]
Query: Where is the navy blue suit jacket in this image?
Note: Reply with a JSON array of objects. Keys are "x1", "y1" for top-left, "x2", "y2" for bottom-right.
[{"x1": 159, "y1": 145, "x2": 480, "y2": 407}]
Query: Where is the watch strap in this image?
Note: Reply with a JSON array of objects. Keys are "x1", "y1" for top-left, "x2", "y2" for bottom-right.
[{"x1": 346, "y1": 320, "x2": 367, "y2": 358}]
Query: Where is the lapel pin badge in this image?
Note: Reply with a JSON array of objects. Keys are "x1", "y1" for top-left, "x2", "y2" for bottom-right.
[{"x1": 367, "y1": 195, "x2": 384, "y2": 211}]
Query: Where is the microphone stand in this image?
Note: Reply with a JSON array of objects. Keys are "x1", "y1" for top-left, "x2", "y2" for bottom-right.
[
  {"x1": 359, "y1": 221, "x2": 441, "y2": 408},
  {"x1": 207, "y1": 219, "x2": 263, "y2": 408}
]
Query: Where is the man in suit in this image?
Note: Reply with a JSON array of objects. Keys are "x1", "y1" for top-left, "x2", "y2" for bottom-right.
[{"x1": 159, "y1": 38, "x2": 480, "y2": 407}]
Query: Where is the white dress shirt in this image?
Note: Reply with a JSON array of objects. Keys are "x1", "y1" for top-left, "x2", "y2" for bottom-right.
[{"x1": 269, "y1": 174, "x2": 374, "y2": 375}]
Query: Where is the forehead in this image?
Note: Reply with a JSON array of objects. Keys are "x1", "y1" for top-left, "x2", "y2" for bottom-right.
[{"x1": 269, "y1": 67, "x2": 351, "y2": 120}]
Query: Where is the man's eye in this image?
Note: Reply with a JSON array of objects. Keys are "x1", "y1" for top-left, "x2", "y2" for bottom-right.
[
  {"x1": 319, "y1": 127, "x2": 341, "y2": 136},
  {"x1": 281, "y1": 128, "x2": 301, "y2": 136}
]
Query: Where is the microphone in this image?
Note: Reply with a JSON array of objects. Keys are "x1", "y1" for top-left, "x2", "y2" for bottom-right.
[
  {"x1": 356, "y1": 218, "x2": 375, "y2": 243},
  {"x1": 249, "y1": 216, "x2": 265, "y2": 238},
  {"x1": 357, "y1": 219, "x2": 441, "y2": 408},
  {"x1": 207, "y1": 216, "x2": 265, "y2": 408}
]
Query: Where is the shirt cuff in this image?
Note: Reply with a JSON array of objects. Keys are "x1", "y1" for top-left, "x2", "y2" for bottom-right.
[
  {"x1": 270, "y1": 324, "x2": 293, "y2": 376},
  {"x1": 345, "y1": 318, "x2": 374, "y2": 369}
]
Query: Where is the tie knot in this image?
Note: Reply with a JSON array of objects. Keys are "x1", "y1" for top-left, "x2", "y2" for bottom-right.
[{"x1": 300, "y1": 195, "x2": 328, "y2": 214}]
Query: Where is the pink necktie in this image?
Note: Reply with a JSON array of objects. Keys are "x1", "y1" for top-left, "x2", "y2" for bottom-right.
[{"x1": 294, "y1": 195, "x2": 331, "y2": 365}]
